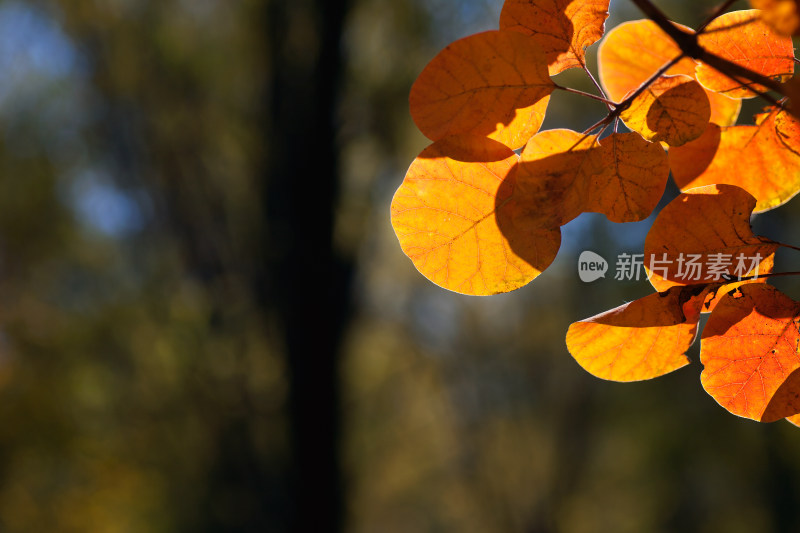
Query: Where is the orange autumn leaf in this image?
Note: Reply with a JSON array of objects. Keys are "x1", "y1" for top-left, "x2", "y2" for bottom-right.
[
  {"x1": 586, "y1": 132, "x2": 670, "y2": 222},
  {"x1": 752, "y1": 0, "x2": 800, "y2": 35},
  {"x1": 517, "y1": 129, "x2": 668, "y2": 225},
  {"x1": 598, "y1": 19, "x2": 741, "y2": 126},
  {"x1": 669, "y1": 108, "x2": 800, "y2": 212},
  {"x1": 566, "y1": 285, "x2": 705, "y2": 381},
  {"x1": 701, "y1": 284, "x2": 800, "y2": 422},
  {"x1": 643, "y1": 184, "x2": 778, "y2": 292},
  {"x1": 500, "y1": 0, "x2": 610, "y2": 75},
  {"x1": 409, "y1": 30, "x2": 554, "y2": 150},
  {"x1": 787, "y1": 413, "x2": 800, "y2": 427},
  {"x1": 619, "y1": 74, "x2": 711, "y2": 146},
  {"x1": 390, "y1": 136, "x2": 560, "y2": 296},
  {"x1": 695, "y1": 10, "x2": 795, "y2": 98}
]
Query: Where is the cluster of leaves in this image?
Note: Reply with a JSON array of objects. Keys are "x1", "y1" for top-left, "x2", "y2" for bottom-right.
[{"x1": 391, "y1": 0, "x2": 800, "y2": 423}]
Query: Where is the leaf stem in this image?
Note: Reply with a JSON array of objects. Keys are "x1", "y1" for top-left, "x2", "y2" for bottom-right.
[
  {"x1": 579, "y1": 59, "x2": 613, "y2": 111},
  {"x1": 554, "y1": 84, "x2": 615, "y2": 105}
]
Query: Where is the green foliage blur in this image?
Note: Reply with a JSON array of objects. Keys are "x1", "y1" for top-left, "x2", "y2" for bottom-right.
[{"x1": 0, "y1": 0, "x2": 799, "y2": 532}]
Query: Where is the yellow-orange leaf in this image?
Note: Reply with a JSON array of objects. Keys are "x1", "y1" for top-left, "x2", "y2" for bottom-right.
[
  {"x1": 566, "y1": 286, "x2": 704, "y2": 381},
  {"x1": 588, "y1": 133, "x2": 670, "y2": 222},
  {"x1": 409, "y1": 30, "x2": 554, "y2": 150},
  {"x1": 752, "y1": 0, "x2": 800, "y2": 35},
  {"x1": 390, "y1": 136, "x2": 560, "y2": 295},
  {"x1": 643, "y1": 184, "x2": 778, "y2": 292},
  {"x1": 500, "y1": 0, "x2": 610, "y2": 75},
  {"x1": 701, "y1": 284, "x2": 800, "y2": 422},
  {"x1": 598, "y1": 20, "x2": 741, "y2": 126},
  {"x1": 619, "y1": 74, "x2": 711, "y2": 146},
  {"x1": 516, "y1": 129, "x2": 596, "y2": 225},
  {"x1": 517, "y1": 129, "x2": 668, "y2": 226},
  {"x1": 669, "y1": 108, "x2": 800, "y2": 212},
  {"x1": 696, "y1": 10, "x2": 795, "y2": 98}
]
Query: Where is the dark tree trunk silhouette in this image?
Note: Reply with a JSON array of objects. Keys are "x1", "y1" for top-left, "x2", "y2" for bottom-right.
[{"x1": 264, "y1": 1, "x2": 352, "y2": 532}]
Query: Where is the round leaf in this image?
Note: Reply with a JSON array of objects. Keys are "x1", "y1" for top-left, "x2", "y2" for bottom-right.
[
  {"x1": 669, "y1": 108, "x2": 800, "y2": 212},
  {"x1": 567, "y1": 286, "x2": 703, "y2": 382},
  {"x1": 409, "y1": 30, "x2": 554, "y2": 149},
  {"x1": 701, "y1": 284, "x2": 800, "y2": 422},
  {"x1": 619, "y1": 74, "x2": 711, "y2": 146},
  {"x1": 391, "y1": 136, "x2": 560, "y2": 295}
]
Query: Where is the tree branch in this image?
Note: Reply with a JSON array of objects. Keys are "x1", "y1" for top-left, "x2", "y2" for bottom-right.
[{"x1": 630, "y1": 0, "x2": 797, "y2": 116}]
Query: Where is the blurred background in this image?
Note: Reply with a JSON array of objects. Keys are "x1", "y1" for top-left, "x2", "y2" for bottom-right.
[{"x1": 0, "y1": 0, "x2": 797, "y2": 531}]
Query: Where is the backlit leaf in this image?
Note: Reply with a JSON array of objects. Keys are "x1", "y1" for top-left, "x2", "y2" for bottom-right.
[
  {"x1": 517, "y1": 129, "x2": 669, "y2": 225},
  {"x1": 566, "y1": 286, "x2": 704, "y2": 381},
  {"x1": 588, "y1": 133, "x2": 670, "y2": 222},
  {"x1": 619, "y1": 74, "x2": 711, "y2": 146},
  {"x1": 516, "y1": 129, "x2": 597, "y2": 226},
  {"x1": 500, "y1": 0, "x2": 610, "y2": 75},
  {"x1": 643, "y1": 184, "x2": 778, "y2": 292},
  {"x1": 669, "y1": 108, "x2": 800, "y2": 212},
  {"x1": 751, "y1": 0, "x2": 800, "y2": 35},
  {"x1": 701, "y1": 284, "x2": 800, "y2": 422},
  {"x1": 391, "y1": 135, "x2": 560, "y2": 295},
  {"x1": 598, "y1": 20, "x2": 741, "y2": 126},
  {"x1": 409, "y1": 30, "x2": 554, "y2": 150},
  {"x1": 696, "y1": 10, "x2": 795, "y2": 98}
]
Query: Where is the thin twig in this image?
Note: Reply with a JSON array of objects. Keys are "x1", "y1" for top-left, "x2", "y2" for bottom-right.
[
  {"x1": 554, "y1": 84, "x2": 615, "y2": 105},
  {"x1": 698, "y1": 17, "x2": 756, "y2": 35},
  {"x1": 730, "y1": 271, "x2": 800, "y2": 282},
  {"x1": 582, "y1": 115, "x2": 612, "y2": 135},
  {"x1": 775, "y1": 241, "x2": 800, "y2": 253},
  {"x1": 696, "y1": 0, "x2": 739, "y2": 33},
  {"x1": 629, "y1": 0, "x2": 693, "y2": 50}
]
